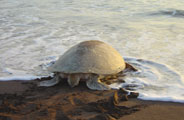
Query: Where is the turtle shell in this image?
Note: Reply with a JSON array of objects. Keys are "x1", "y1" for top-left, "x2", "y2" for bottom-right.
[{"x1": 48, "y1": 40, "x2": 126, "y2": 75}]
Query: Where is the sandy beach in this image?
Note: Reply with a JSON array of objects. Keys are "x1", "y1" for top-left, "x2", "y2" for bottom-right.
[{"x1": 0, "y1": 77, "x2": 183, "y2": 120}]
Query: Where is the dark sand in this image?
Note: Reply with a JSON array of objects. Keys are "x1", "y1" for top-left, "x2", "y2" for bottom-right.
[{"x1": 0, "y1": 77, "x2": 184, "y2": 120}]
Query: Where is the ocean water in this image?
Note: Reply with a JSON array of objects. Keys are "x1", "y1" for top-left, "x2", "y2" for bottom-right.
[{"x1": 0, "y1": 0, "x2": 184, "y2": 103}]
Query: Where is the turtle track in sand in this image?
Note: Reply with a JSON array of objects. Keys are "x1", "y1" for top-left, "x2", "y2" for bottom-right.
[{"x1": 0, "y1": 77, "x2": 144, "y2": 120}]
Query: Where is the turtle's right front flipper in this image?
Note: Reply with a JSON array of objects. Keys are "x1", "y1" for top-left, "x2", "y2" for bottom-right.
[{"x1": 86, "y1": 75, "x2": 111, "y2": 90}]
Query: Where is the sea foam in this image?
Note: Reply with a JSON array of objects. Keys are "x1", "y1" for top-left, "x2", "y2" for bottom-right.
[
  {"x1": 110, "y1": 57, "x2": 184, "y2": 103},
  {"x1": 1, "y1": 57, "x2": 183, "y2": 103},
  {"x1": 0, "y1": 75, "x2": 43, "y2": 81}
]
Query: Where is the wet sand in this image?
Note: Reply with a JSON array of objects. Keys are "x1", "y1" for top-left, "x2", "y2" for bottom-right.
[{"x1": 0, "y1": 77, "x2": 184, "y2": 120}]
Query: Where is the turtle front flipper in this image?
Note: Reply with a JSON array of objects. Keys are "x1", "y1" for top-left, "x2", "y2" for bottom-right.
[
  {"x1": 67, "y1": 74, "x2": 80, "y2": 87},
  {"x1": 86, "y1": 75, "x2": 111, "y2": 90},
  {"x1": 39, "y1": 75, "x2": 60, "y2": 87}
]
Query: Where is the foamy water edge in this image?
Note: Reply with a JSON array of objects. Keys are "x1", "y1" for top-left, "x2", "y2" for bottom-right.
[{"x1": 1, "y1": 57, "x2": 184, "y2": 103}]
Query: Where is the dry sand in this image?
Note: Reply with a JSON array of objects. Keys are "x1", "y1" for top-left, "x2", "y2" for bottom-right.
[{"x1": 0, "y1": 77, "x2": 183, "y2": 120}]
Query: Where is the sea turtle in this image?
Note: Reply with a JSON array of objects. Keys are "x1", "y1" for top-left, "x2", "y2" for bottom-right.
[{"x1": 39, "y1": 40, "x2": 126, "y2": 90}]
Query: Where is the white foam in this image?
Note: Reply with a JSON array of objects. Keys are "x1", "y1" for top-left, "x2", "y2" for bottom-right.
[
  {"x1": 138, "y1": 93, "x2": 184, "y2": 103},
  {"x1": 109, "y1": 57, "x2": 184, "y2": 103},
  {"x1": 0, "y1": 75, "x2": 44, "y2": 81}
]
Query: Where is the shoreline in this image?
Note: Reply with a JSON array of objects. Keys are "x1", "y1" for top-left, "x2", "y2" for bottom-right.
[{"x1": 0, "y1": 79, "x2": 184, "y2": 120}]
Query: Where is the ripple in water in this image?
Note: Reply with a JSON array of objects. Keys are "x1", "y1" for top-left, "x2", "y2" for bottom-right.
[
  {"x1": 110, "y1": 57, "x2": 184, "y2": 103},
  {"x1": 149, "y1": 9, "x2": 184, "y2": 18}
]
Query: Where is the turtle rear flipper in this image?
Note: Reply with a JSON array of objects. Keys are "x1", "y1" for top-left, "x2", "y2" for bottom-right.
[
  {"x1": 68, "y1": 74, "x2": 80, "y2": 87},
  {"x1": 86, "y1": 75, "x2": 111, "y2": 90}
]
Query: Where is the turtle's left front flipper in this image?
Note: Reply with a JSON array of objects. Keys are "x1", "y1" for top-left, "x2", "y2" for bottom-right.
[{"x1": 39, "y1": 75, "x2": 60, "y2": 87}]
